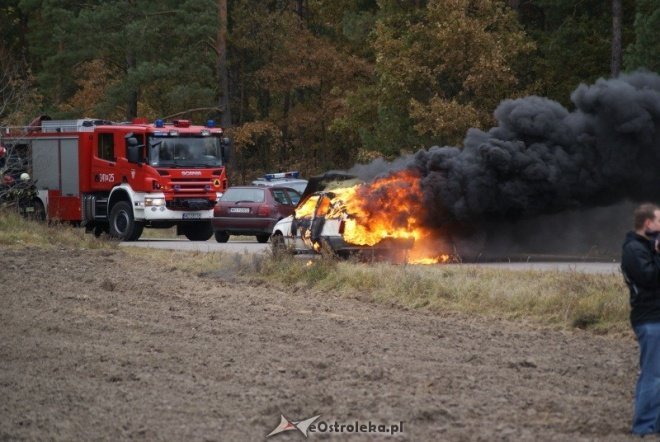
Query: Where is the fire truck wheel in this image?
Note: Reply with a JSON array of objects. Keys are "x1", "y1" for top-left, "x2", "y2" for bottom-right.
[
  {"x1": 93, "y1": 224, "x2": 109, "y2": 237},
  {"x1": 256, "y1": 234, "x2": 270, "y2": 243},
  {"x1": 109, "y1": 201, "x2": 143, "y2": 241},
  {"x1": 214, "y1": 231, "x2": 230, "y2": 243},
  {"x1": 30, "y1": 199, "x2": 46, "y2": 222},
  {"x1": 181, "y1": 221, "x2": 213, "y2": 241}
]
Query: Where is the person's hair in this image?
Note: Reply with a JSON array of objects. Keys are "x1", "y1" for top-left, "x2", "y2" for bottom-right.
[{"x1": 634, "y1": 203, "x2": 660, "y2": 230}]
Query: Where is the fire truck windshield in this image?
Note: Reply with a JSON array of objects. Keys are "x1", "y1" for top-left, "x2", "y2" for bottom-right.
[{"x1": 148, "y1": 136, "x2": 223, "y2": 167}]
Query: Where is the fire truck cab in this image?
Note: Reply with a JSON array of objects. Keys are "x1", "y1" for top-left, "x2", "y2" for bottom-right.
[{"x1": 0, "y1": 117, "x2": 230, "y2": 241}]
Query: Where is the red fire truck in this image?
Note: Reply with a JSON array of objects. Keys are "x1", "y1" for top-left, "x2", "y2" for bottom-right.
[{"x1": 0, "y1": 116, "x2": 230, "y2": 241}]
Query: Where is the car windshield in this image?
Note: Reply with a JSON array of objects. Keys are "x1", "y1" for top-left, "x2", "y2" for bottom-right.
[
  {"x1": 148, "y1": 136, "x2": 223, "y2": 167},
  {"x1": 221, "y1": 188, "x2": 265, "y2": 203},
  {"x1": 288, "y1": 190, "x2": 301, "y2": 205},
  {"x1": 253, "y1": 179, "x2": 307, "y2": 194},
  {"x1": 288, "y1": 182, "x2": 307, "y2": 193}
]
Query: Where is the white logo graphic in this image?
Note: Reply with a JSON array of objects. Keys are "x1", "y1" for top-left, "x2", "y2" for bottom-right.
[
  {"x1": 181, "y1": 170, "x2": 202, "y2": 176},
  {"x1": 267, "y1": 415, "x2": 320, "y2": 438},
  {"x1": 130, "y1": 169, "x2": 136, "y2": 179}
]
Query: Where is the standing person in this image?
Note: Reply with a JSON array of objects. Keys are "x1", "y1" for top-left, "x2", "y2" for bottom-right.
[{"x1": 621, "y1": 203, "x2": 660, "y2": 435}]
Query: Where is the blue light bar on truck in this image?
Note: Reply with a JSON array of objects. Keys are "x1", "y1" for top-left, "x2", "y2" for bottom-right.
[{"x1": 264, "y1": 171, "x2": 300, "y2": 180}]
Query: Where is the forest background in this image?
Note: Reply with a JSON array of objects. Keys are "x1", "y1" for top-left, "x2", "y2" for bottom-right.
[{"x1": 1, "y1": 0, "x2": 659, "y2": 184}]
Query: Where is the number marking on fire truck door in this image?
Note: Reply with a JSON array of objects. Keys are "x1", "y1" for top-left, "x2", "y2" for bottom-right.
[{"x1": 98, "y1": 173, "x2": 115, "y2": 183}]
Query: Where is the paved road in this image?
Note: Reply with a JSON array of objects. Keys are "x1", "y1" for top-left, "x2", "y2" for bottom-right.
[
  {"x1": 446, "y1": 261, "x2": 621, "y2": 274},
  {"x1": 121, "y1": 239, "x2": 621, "y2": 274}
]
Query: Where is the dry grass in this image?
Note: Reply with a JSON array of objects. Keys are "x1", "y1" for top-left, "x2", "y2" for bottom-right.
[
  {"x1": 1, "y1": 209, "x2": 630, "y2": 333},
  {"x1": 246, "y1": 254, "x2": 630, "y2": 333},
  {"x1": 139, "y1": 226, "x2": 179, "y2": 239},
  {"x1": 0, "y1": 210, "x2": 117, "y2": 250}
]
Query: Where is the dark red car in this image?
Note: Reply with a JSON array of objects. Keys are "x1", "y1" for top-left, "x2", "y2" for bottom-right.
[{"x1": 212, "y1": 186, "x2": 301, "y2": 243}]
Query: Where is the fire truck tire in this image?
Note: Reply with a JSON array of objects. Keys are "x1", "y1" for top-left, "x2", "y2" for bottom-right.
[
  {"x1": 109, "y1": 201, "x2": 143, "y2": 241},
  {"x1": 181, "y1": 221, "x2": 213, "y2": 241},
  {"x1": 31, "y1": 199, "x2": 46, "y2": 222},
  {"x1": 256, "y1": 234, "x2": 270, "y2": 243},
  {"x1": 93, "y1": 224, "x2": 109, "y2": 237},
  {"x1": 215, "y1": 231, "x2": 230, "y2": 243}
]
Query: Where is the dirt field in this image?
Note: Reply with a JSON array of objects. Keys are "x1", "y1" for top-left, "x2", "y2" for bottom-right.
[{"x1": 0, "y1": 246, "x2": 642, "y2": 441}]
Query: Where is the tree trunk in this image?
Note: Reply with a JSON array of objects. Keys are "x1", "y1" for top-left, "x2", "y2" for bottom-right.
[
  {"x1": 238, "y1": 59, "x2": 244, "y2": 125},
  {"x1": 611, "y1": 0, "x2": 622, "y2": 78},
  {"x1": 126, "y1": 51, "x2": 138, "y2": 119},
  {"x1": 217, "y1": 0, "x2": 231, "y2": 127},
  {"x1": 125, "y1": 0, "x2": 138, "y2": 119},
  {"x1": 281, "y1": 91, "x2": 290, "y2": 164}
]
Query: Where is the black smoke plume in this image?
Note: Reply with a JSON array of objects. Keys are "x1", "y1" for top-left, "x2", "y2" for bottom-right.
[
  {"x1": 413, "y1": 71, "x2": 660, "y2": 225},
  {"x1": 350, "y1": 71, "x2": 660, "y2": 258}
]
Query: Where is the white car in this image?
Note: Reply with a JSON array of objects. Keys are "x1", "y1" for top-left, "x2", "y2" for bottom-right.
[{"x1": 270, "y1": 176, "x2": 414, "y2": 259}]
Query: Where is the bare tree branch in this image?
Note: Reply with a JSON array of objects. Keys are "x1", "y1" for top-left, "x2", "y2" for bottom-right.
[{"x1": 161, "y1": 107, "x2": 224, "y2": 120}]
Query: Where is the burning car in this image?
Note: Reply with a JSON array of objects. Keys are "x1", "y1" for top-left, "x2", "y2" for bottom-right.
[{"x1": 271, "y1": 171, "x2": 435, "y2": 261}]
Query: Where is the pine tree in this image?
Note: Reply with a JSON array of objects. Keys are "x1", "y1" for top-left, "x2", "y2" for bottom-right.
[
  {"x1": 20, "y1": 0, "x2": 218, "y2": 120},
  {"x1": 625, "y1": 0, "x2": 660, "y2": 73}
]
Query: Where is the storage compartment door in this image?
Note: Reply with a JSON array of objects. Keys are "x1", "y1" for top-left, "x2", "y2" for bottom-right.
[
  {"x1": 59, "y1": 139, "x2": 79, "y2": 195},
  {"x1": 31, "y1": 139, "x2": 60, "y2": 190}
]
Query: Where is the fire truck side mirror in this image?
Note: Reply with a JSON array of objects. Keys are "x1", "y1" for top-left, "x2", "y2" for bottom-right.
[
  {"x1": 125, "y1": 135, "x2": 143, "y2": 164},
  {"x1": 126, "y1": 137, "x2": 142, "y2": 164},
  {"x1": 221, "y1": 137, "x2": 231, "y2": 163}
]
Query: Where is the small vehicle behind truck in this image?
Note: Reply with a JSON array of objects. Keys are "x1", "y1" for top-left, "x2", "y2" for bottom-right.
[
  {"x1": 252, "y1": 171, "x2": 308, "y2": 194},
  {"x1": 213, "y1": 185, "x2": 300, "y2": 243}
]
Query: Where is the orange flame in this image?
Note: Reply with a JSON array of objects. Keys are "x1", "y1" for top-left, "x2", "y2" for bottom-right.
[
  {"x1": 294, "y1": 169, "x2": 453, "y2": 262},
  {"x1": 408, "y1": 255, "x2": 450, "y2": 265},
  {"x1": 324, "y1": 170, "x2": 428, "y2": 246}
]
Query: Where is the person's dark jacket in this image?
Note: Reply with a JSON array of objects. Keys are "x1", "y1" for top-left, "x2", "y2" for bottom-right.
[{"x1": 621, "y1": 231, "x2": 660, "y2": 326}]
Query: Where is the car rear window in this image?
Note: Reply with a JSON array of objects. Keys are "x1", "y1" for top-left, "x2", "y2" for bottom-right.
[{"x1": 221, "y1": 188, "x2": 265, "y2": 202}]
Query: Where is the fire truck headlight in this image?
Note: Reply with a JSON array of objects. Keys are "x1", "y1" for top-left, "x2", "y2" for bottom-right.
[
  {"x1": 216, "y1": 192, "x2": 224, "y2": 201},
  {"x1": 144, "y1": 197, "x2": 166, "y2": 207}
]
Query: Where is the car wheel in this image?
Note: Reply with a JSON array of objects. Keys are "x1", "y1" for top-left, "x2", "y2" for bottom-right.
[
  {"x1": 109, "y1": 201, "x2": 143, "y2": 241},
  {"x1": 181, "y1": 221, "x2": 213, "y2": 241},
  {"x1": 256, "y1": 233, "x2": 270, "y2": 243},
  {"x1": 215, "y1": 231, "x2": 230, "y2": 243}
]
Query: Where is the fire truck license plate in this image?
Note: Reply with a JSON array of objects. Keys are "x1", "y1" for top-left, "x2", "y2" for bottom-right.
[
  {"x1": 230, "y1": 208, "x2": 250, "y2": 213},
  {"x1": 182, "y1": 212, "x2": 202, "y2": 219}
]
